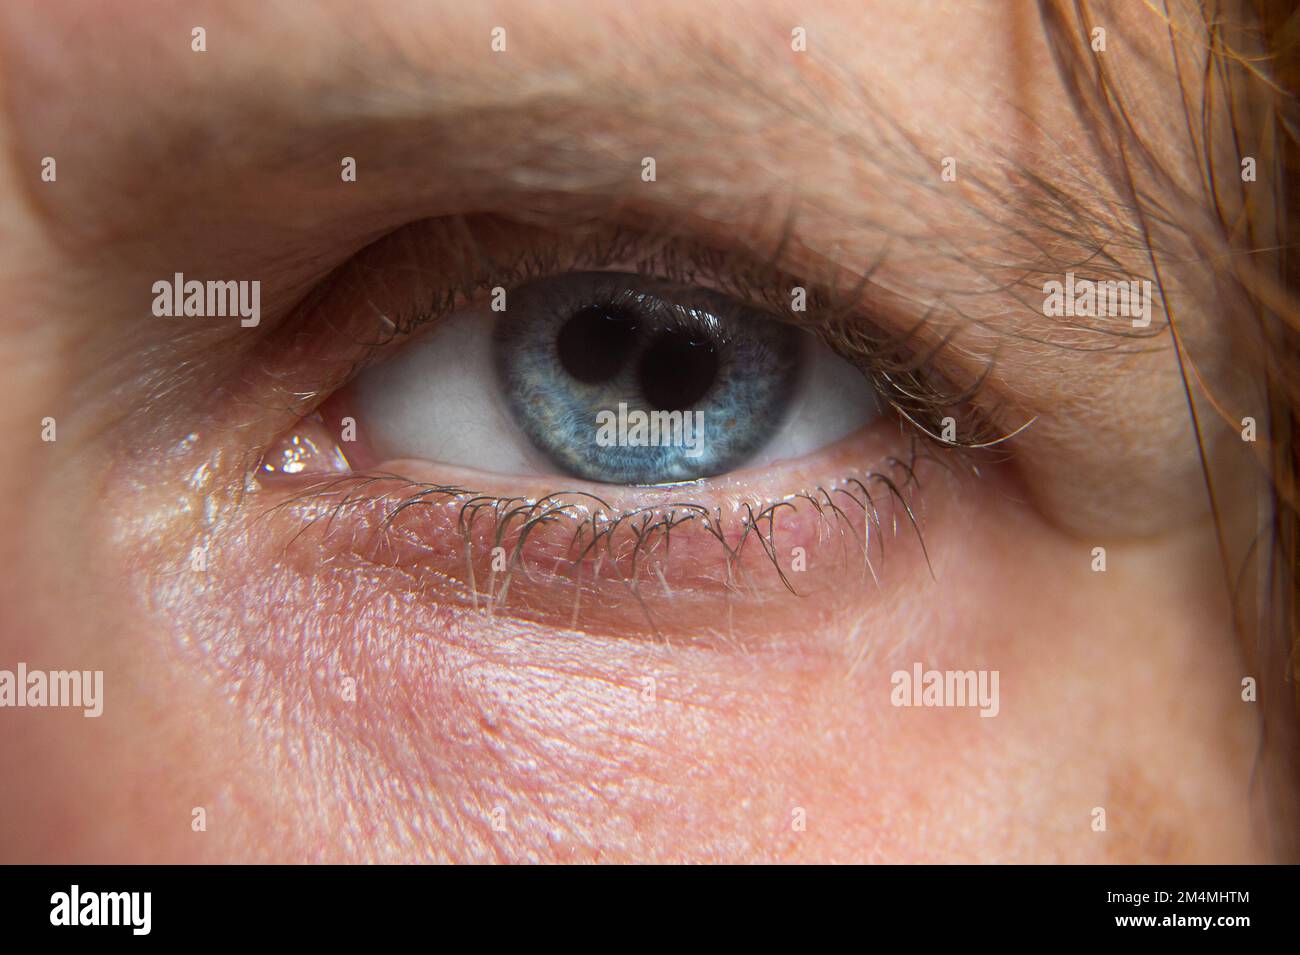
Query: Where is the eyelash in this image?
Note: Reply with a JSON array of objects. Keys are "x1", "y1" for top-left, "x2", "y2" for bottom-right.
[
  {"x1": 264, "y1": 441, "x2": 938, "y2": 629},
  {"x1": 252, "y1": 213, "x2": 1011, "y2": 607},
  {"x1": 309, "y1": 213, "x2": 1014, "y2": 453}
]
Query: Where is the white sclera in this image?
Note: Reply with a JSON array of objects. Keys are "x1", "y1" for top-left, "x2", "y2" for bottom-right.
[
  {"x1": 353, "y1": 304, "x2": 554, "y2": 476},
  {"x1": 351, "y1": 303, "x2": 880, "y2": 479},
  {"x1": 746, "y1": 336, "x2": 880, "y2": 469}
]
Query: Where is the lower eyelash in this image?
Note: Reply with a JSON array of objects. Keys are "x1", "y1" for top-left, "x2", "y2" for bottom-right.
[{"x1": 260, "y1": 440, "x2": 938, "y2": 629}]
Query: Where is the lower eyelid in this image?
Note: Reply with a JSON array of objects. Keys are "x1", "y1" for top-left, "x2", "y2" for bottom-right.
[{"x1": 252, "y1": 418, "x2": 953, "y2": 641}]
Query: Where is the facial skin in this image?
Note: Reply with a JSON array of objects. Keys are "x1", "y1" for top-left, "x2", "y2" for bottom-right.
[{"x1": 0, "y1": 1, "x2": 1287, "y2": 862}]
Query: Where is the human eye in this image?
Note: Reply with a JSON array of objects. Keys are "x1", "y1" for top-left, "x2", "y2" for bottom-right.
[{"x1": 252, "y1": 220, "x2": 983, "y2": 637}]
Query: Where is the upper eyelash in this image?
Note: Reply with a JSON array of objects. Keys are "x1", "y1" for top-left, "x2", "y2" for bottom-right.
[{"x1": 335, "y1": 213, "x2": 1027, "y2": 459}]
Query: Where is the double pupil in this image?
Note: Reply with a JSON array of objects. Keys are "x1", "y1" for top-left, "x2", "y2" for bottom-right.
[
  {"x1": 493, "y1": 272, "x2": 802, "y2": 484},
  {"x1": 555, "y1": 305, "x2": 719, "y2": 411}
]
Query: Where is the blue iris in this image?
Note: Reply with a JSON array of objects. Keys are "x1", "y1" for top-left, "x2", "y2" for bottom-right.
[{"x1": 493, "y1": 272, "x2": 803, "y2": 484}]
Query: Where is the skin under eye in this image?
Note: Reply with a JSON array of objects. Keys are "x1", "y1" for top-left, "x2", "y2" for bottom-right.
[{"x1": 345, "y1": 271, "x2": 879, "y2": 485}]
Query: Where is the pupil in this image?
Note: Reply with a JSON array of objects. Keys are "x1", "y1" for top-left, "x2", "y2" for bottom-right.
[
  {"x1": 556, "y1": 305, "x2": 641, "y2": 384},
  {"x1": 638, "y1": 329, "x2": 718, "y2": 411}
]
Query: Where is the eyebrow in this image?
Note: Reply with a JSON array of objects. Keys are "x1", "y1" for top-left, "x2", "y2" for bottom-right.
[
  {"x1": 8, "y1": 2, "x2": 1167, "y2": 380},
  {"x1": 4, "y1": 1, "x2": 1147, "y2": 293}
]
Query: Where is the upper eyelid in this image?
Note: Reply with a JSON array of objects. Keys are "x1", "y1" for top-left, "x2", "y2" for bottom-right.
[
  {"x1": 354, "y1": 216, "x2": 1014, "y2": 452},
  {"x1": 121, "y1": 211, "x2": 1011, "y2": 492},
  {"x1": 224, "y1": 214, "x2": 1014, "y2": 481}
]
